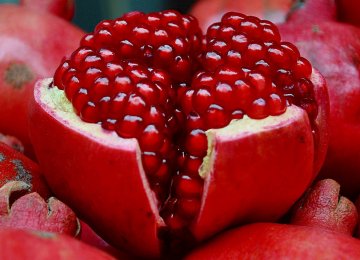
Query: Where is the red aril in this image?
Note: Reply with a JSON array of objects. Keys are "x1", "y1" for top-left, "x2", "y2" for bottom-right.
[
  {"x1": 29, "y1": 10, "x2": 329, "y2": 258},
  {"x1": 0, "y1": 133, "x2": 24, "y2": 153},
  {"x1": 0, "y1": 4, "x2": 83, "y2": 157}
]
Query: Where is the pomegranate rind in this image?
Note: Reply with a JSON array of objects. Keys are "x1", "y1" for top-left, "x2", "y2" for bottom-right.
[
  {"x1": 185, "y1": 223, "x2": 360, "y2": 259},
  {"x1": 192, "y1": 104, "x2": 314, "y2": 240},
  {"x1": 29, "y1": 78, "x2": 164, "y2": 258},
  {"x1": 0, "y1": 228, "x2": 116, "y2": 260}
]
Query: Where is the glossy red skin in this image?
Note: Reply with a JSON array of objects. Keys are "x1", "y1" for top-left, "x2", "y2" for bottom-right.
[
  {"x1": 336, "y1": 0, "x2": 360, "y2": 27},
  {"x1": 0, "y1": 228, "x2": 116, "y2": 260},
  {"x1": 185, "y1": 223, "x2": 360, "y2": 259},
  {"x1": 20, "y1": 0, "x2": 75, "y2": 21},
  {"x1": 290, "y1": 179, "x2": 358, "y2": 236},
  {"x1": 0, "y1": 181, "x2": 79, "y2": 236},
  {"x1": 278, "y1": 0, "x2": 360, "y2": 197},
  {"x1": 0, "y1": 4, "x2": 83, "y2": 156},
  {"x1": 79, "y1": 221, "x2": 134, "y2": 259},
  {"x1": 29, "y1": 69, "x2": 328, "y2": 257},
  {"x1": 190, "y1": 0, "x2": 292, "y2": 31},
  {"x1": 0, "y1": 142, "x2": 49, "y2": 198}
]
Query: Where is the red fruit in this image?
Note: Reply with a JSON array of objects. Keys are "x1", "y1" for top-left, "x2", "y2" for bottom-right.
[
  {"x1": 0, "y1": 4, "x2": 83, "y2": 156},
  {"x1": 0, "y1": 181, "x2": 79, "y2": 236},
  {"x1": 277, "y1": 0, "x2": 360, "y2": 196},
  {"x1": 0, "y1": 142, "x2": 49, "y2": 199},
  {"x1": 79, "y1": 220, "x2": 133, "y2": 259},
  {"x1": 184, "y1": 223, "x2": 360, "y2": 259},
  {"x1": 290, "y1": 179, "x2": 358, "y2": 236},
  {"x1": 0, "y1": 133, "x2": 24, "y2": 153},
  {"x1": 0, "y1": 228, "x2": 116, "y2": 260},
  {"x1": 336, "y1": 0, "x2": 360, "y2": 27},
  {"x1": 29, "y1": 11, "x2": 329, "y2": 258},
  {"x1": 190, "y1": 0, "x2": 292, "y2": 31},
  {"x1": 20, "y1": 0, "x2": 75, "y2": 21}
]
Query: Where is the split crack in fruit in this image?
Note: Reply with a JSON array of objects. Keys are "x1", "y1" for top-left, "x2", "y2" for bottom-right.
[{"x1": 29, "y1": 10, "x2": 328, "y2": 257}]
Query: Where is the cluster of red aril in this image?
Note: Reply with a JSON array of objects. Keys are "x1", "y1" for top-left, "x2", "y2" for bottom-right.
[{"x1": 53, "y1": 10, "x2": 317, "y2": 236}]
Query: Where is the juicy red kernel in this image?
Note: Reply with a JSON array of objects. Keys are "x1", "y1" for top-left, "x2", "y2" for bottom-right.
[{"x1": 53, "y1": 10, "x2": 319, "y2": 245}]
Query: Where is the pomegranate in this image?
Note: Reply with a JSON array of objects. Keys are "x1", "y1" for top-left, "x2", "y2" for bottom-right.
[
  {"x1": 0, "y1": 181, "x2": 79, "y2": 236},
  {"x1": 0, "y1": 228, "x2": 116, "y2": 260},
  {"x1": 336, "y1": 0, "x2": 360, "y2": 27},
  {"x1": 190, "y1": 0, "x2": 292, "y2": 31},
  {"x1": 277, "y1": 0, "x2": 360, "y2": 197},
  {"x1": 0, "y1": 133, "x2": 24, "y2": 153},
  {"x1": 0, "y1": 4, "x2": 83, "y2": 156},
  {"x1": 0, "y1": 142, "x2": 49, "y2": 198},
  {"x1": 19, "y1": 0, "x2": 75, "y2": 21},
  {"x1": 185, "y1": 223, "x2": 360, "y2": 259},
  {"x1": 29, "y1": 11, "x2": 329, "y2": 257},
  {"x1": 290, "y1": 178, "x2": 358, "y2": 236},
  {"x1": 79, "y1": 220, "x2": 133, "y2": 259}
]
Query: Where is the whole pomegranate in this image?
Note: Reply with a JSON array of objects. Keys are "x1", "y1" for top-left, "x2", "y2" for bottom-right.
[
  {"x1": 185, "y1": 223, "x2": 360, "y2": 259},
  {"x1": 336, "y1": 0, "x2": 360, "y2": 27},
  {"x1": 0, "y1": 181, "x2": 79, "y2": 236},
  {"x1": 290, "y1": 178, "x2": 358, "y2": 236},
  {"x1": 0, "y1": 3, "x2": 83, "y2": 156},
  {"x1": 0, "y1": 228, "x2": 116, "y2": 260},
  {"x1": 190, "y1": 0, "x2": 292, "y2": 31},
  {"x1": 277, "y1": 0, "x2": 360, "y2": 197},
  {"x1": 20, "y1": 0, "x2": 75, "y2": 21},
  {"x1": 29, "y1": 10, "x2": 329, "y2": 258},
  {"x1": 0, "y1": 142, "x2": 49, "y2": 198}
]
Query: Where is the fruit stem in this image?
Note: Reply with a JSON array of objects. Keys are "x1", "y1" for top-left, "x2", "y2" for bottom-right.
[{"x1": 287, "y1": 0, "x2": 337, "y2": 23}]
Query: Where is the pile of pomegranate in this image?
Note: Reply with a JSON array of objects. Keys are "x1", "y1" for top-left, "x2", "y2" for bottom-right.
[{"x1": 1, "y1": 0, "x2": 360, "y2": 259}]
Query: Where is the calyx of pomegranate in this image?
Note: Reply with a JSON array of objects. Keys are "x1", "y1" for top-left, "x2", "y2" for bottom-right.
[{"x1": 29, "y1": 10, "x2": 329, "y2": 258}]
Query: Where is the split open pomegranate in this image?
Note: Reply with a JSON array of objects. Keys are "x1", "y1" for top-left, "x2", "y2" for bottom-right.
[{"x1": 29, "y1": 10, "x2": 329, "y2": 258}]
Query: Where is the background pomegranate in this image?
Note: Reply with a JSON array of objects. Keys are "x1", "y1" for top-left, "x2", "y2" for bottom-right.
[
  {"x1": 185, "y1": 223, "x2": 360, "y2": 259},
  {"x1": 277, "y1": 0, "x2": 360, "y2": 197},
  {"x1": 0, "y1": 228, "x2": 116, "y2": 260},
  {"x1": 0, "y1": 142, "x2": 49, "y2": 198},
  {"x1": 0, "y1": 3, "x2": 83, "y2": 156},
  {"x1": 336, "y1": 0, "x2": 360, "y2": 27},
  {"x1": 290, "y1": 178, "x2": 358, "y2": 236},
  {"x1": 19, "y1": 0, "x2": 75, "y2": 21},
  {"x1": 190, "y1": 0, "x2": 292, "y2": 31},
  {"x1": 29, "y1": 10, "x2": 329, "y2": 258},
  {"x1": 0, "y1": 181, "x2": 79, "y2": 236}
]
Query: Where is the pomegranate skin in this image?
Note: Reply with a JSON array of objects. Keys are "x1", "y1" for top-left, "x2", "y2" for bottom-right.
[
  {"x1": 0, "y1": 228, "x2": 116, "y2": 260},
  {"x1": 30, "y1": 79, "x2": 164, "y2": 258},
  {"x1": 278, "y1": 0, "x2": 360, "y2": 197},
  {"x1": 29, "y1": 67, "x2": 327, "y2": 257},
  {"x1": 0, "y1": 4, "x2": 83, "y2": 156},
  {"x1": 0, "y1": 181, "x2": 79, "y2": 236},
  {"x1": 290, "y1": 179, "x2": 358, "y2": 236},
  {"x1": 0, "y1": 142, "x2": 49, "y2": 198},
  {"x1": 20, "y1": 0, "x2": 75, "y2": 21},
  {"x1": 336, "y1": 0, "x2": 360, "y2": 27},
  {"x1": 185, "y1": 223, "x2": 360, "y2": 259},
  {"x1": 190, "y1": 0, "x2": 292, "y2": 31}
]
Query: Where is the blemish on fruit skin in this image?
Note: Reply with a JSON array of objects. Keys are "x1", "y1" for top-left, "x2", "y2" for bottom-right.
[
  {"x1": 4, "y1": 63, "x2": 34, "y2": 89},
  {"x1": 0, "y1": 153, "x2": 5, "y2": 162},
  {"x1": 11, "y1": 159, "x2": 32, "y2": 184}
]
